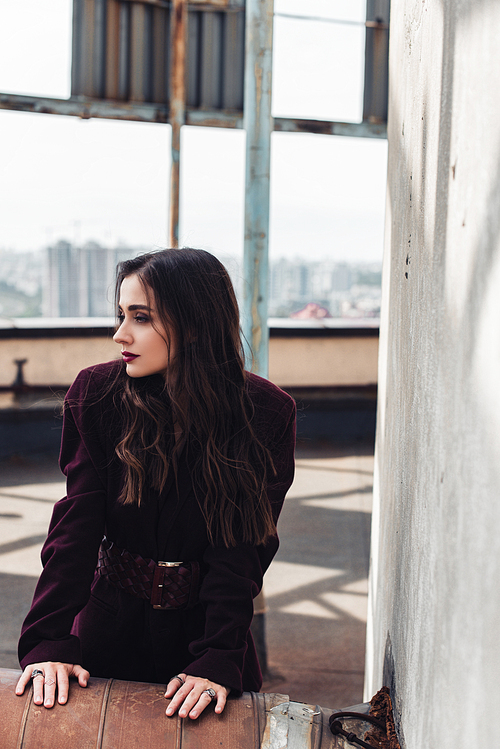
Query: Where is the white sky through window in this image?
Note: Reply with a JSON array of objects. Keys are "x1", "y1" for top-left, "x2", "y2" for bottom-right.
[{"x1": 0, "y1": 1, "x2": 387, "y2": 264}]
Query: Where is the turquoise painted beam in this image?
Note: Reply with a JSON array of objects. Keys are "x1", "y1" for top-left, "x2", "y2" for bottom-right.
[{"x1": 242, "y1": 0, "x2": 274, "y2": 378}]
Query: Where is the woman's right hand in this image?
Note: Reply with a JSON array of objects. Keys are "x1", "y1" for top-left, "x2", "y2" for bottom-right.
[{"x1": 15, "y1": 662, "x2": 90, "y2": 707}]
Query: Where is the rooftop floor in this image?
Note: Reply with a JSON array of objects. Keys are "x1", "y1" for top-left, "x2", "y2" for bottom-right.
[{"x1": 0, "y1": 442, "x2": 373, "y2": 710}]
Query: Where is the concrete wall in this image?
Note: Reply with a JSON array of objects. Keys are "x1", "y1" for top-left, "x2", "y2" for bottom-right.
[
  {"x1": 270, "y1": 336, "x2": 378, "y2": 388},
  {"x1": 0, "y1": 332, "x2": 378, "y2": 389},
  {"x1": 0, "y1": 337, "x2": 118, "y2": 388},
  {"x1": 365, "y1": 2, "x2": 500, "y2": 748}
]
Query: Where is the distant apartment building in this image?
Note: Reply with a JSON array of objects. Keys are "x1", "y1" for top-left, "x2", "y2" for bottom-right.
[
  {"x1": 269, "y1": 257, "x2": 371, "y2": 317},
  {"x1": 0, "y1": 249, "x2": 44, "y2": 317},
  {"x1": 44, "y1": 240, "x2": 134, "y2": 317},
  {"x1": 331, "y1": 263, "x2": 352, "y2": 292}
]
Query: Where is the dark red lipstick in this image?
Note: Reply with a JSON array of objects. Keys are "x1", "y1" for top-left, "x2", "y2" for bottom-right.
[{"x1": 121, "y1": 351, "x2": 140, "y2": 363}]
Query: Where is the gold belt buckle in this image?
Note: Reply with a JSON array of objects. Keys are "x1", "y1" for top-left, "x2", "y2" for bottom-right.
[
  {"x1": 158, "y1": 561, "x2": 183, "y2": 567},
  {"x1": 152, "y1": 561, "x2": 184, "y2": 609}
]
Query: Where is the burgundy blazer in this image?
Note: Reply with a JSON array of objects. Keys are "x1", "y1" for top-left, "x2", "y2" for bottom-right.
[{"x1": 18, "y1": 361, "x2": 296, "y2": 694}]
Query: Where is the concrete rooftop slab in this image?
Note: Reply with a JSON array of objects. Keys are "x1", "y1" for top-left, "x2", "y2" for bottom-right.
[{"x1": 0, "y1": 443, "x2": 373, "y2": 710}]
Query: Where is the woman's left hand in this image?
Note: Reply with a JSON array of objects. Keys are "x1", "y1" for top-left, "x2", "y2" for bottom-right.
[{"x1": 164, "y1": 673, "x2": 229, "y2": 719}]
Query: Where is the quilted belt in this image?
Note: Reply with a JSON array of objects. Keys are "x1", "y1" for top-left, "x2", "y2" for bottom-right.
[{"x1": 97, "y1": 537, "x2": 200, "y2": 610}]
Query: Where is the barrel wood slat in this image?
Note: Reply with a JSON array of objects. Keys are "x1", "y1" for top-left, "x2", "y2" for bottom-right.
[{"x1": 0, "y1": 669, "x2": 296, "y2": 749}]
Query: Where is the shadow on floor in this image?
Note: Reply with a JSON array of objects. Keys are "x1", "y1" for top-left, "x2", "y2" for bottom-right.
[
  {"x1": 0, "y1": 572, "x2": 38, "y2": 670},
  {"x1": 0, "y1": 443, "x2": 374, "y2": 710}
]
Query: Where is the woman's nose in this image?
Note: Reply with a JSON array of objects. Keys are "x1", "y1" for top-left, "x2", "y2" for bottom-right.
[{"x1": 113, "y1": 323, "x2": 132, "y2": 345}]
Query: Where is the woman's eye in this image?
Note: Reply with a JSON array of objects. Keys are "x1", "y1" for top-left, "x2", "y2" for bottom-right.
[
  {"x1": 117, "y1": 314, "x2": 124, "y2": 324},
  {"x1": 135, "y1": 315, "x2": 149, "y2": 323}
]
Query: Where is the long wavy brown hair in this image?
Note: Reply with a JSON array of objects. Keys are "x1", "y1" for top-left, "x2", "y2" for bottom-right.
[{"x1": 111, "y1": 248, "x2": 276, "y2": 547}]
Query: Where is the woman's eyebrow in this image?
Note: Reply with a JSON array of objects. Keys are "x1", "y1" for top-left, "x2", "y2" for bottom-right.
[{"x1": 127, "y1": 304, "x2": 152, "y2": 311}]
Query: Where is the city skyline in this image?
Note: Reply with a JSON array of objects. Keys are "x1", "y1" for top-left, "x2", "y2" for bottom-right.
[{"x1": 0, "y1": 241, "x2": 381, "y2": 321}]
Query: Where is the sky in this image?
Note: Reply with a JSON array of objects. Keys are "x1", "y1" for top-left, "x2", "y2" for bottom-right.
[{"x1": 0, "y1": 0, "x2": 388, "y2": 263}]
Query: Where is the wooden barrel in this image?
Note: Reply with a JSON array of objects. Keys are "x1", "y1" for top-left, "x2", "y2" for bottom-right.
[{"x1": 0, "y1": 668, "x2": 344, "y2": 748}]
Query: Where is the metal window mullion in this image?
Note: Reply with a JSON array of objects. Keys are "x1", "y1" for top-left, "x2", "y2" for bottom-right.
[
  {"x1": 118, "y1": 2, "x2": 131, "y2": 100},
  {"x1": 129, "y1": 3, "x2": 147, "y2": 101},
  {"x1": 168, "y1": 0, "x2": 187, "y2": 248},
  {"x1": 363, "y1": 0, "x2": 390, "y2": 124},
  {"x1": 242, "y1": 0, "x2": 274, "y2": 378},
  {"x1": 152, "y1": 5, "x2": 169, "y2": 104},
  {"x1": 200, "y1": 10, "x2": 223, "y2": 109},
  {"x1": 144, "y1": 4, "x2": 154, "y2": 102},
  {"x1": 71, "y1": 0, "x2": 84, "y2": 95},
  {"x1": 93, "y1": 0, "x2": 107, "y2": 98},
  {"x1": 186, "y1": 10, "x2": 201, "y2": 107},
  {"x1": 222, "y1": 10, "x2": 244, "y2": 110},
  {"x1": 105, "y1": 0, "x2": 121, "y2": 100},
  {"x1": 81, "y1": 0, "x2": 96, "y2": 96}
]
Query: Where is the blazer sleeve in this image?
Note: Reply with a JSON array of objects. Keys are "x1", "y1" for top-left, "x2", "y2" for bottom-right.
[
  {"x1": 18, "y1": 370, "x2": 108, "y2": 669},
  {"x1": 183, "y1": 396, "x2": 296, "y2": 693}
]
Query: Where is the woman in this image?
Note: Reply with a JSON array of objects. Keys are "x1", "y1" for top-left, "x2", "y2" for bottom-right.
[{"x1": 15, "y1": 248, "x2": 296, "y2": 720}]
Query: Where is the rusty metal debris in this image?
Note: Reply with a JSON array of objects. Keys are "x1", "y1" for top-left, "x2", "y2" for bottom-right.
[{"x1": 329, "y1": 711, "x2": 387, "y2": 749}]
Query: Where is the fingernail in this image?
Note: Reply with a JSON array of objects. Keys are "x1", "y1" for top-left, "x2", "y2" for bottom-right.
[
  {"x1": 190, "y1": 711, "x2": 198, "y2": 718},
  {"x1": 179, "y1": 710, "x2": 186, "y2": 718},
  {"x1": 166, "y1": 708, "x2": 173, "y2": 715}
]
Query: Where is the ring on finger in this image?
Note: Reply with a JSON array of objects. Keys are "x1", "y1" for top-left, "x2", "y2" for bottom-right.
[
  {"x1": 45, "y1": 679, "x2": 55, "y2": 687},
  {"x1": 202, "y1": 688, "x2": 216, "y2": 700},
  {"x1": 169, "y1": 674, "x2": 185, "y2": 686},
  {"x1": 31, "y1": 669, "x2": 44, "y2": 680}
]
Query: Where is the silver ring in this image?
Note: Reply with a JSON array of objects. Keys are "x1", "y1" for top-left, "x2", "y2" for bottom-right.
[
  {"x1": 30, "y1": 669, "x2": 44, "y2": 680},
  {"x1": 169, "y1": 674, "x2": 185, "y2": 686},
  {"x1": 203, "y1": 688, "x2": 216, "y2": 700}
]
